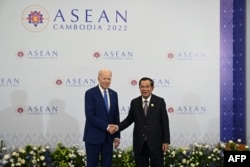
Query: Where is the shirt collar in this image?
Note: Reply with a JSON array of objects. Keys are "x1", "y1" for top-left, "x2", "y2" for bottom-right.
[
  {"x1": 142, "y1": 95, "x2": 151, "y2": 102},
  {"x1": 98, "y1": 85, "x2": 108, "y2": 93}
]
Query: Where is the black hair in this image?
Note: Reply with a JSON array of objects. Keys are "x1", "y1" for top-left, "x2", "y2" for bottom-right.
[{"x1": 139, "y1": 77, "x2": 154, "y2": 87}]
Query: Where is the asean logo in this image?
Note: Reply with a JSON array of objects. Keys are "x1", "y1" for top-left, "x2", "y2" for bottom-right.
[
  {"x1": 21, "y1": 5, "x2": 49, "y2": 32},
  {"x1": 93, "y1": 52, "x2": 101, "y2": 59},
  {"x1": 130, "y1": 79, "x2": 137, "y2": 86},
  {"x1": 55, "y1": 79, "x2": 63, "y2": 86},
  {"x1": 91, "y1": 51, "x2": 102, "y2": 61},
  {"x1": 15, "y1": 106, "x2": 26, "y2": 116}
]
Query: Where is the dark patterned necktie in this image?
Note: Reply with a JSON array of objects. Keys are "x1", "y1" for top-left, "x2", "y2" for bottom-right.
[{"x1": 143, "y1": 100, "x2": 148, "y2": 116}]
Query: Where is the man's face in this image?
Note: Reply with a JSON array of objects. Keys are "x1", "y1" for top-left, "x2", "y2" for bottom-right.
[
  {"x1": 98, "y1": 71, "x2": 112, "y2": 89},
  {"x1": 139, "y1": 80, "x2": 154, "y2": 99}
]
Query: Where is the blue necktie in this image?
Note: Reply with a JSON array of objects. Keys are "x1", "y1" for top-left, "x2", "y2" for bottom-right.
[{"x1": 104, "y1": 90, "x2": 109, "y2": 112}]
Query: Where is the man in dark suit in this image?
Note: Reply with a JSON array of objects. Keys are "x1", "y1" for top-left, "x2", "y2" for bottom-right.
[
  {"x1": 83, "y1": 68, "x2": 120, "y2": 167},
  {"x1": 118, "y1": 77, "x2": 170, "y2": 167}
]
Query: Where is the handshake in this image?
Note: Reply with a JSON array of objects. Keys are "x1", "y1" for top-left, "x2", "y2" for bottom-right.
[{"x1": 107, "y1": 124, "x2": 119, "y2": 134}]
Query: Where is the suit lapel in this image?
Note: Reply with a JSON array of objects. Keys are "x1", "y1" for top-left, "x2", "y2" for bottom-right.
[
  {"x1": 107, "y1": 89, "x2": 112, "y2": 112},
  {"x1": 146, "y1": 95, "x2": 155, "y2": 117},
  {"x1": 95, "y1": 86, "x2": 108, "y2": 113},
  {"x1": 136, "y1": 97, "x2": 144, "y2": 116}
]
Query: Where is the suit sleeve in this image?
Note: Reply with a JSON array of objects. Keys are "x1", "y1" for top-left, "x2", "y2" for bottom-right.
[
  {"x1": 119, "y1": 100, "x2": 134, "y2": 131},
  {"x1": 113, "y1": 92, "x2": 121, "y2": 138},
  {"x1": 161, "y1": 98, "x2": 170, "y2": 144}
]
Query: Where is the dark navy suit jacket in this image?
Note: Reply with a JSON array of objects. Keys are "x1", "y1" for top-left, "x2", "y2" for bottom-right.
[{"x1": 83, "y1": 85, "x2": 120, "y2": 144}]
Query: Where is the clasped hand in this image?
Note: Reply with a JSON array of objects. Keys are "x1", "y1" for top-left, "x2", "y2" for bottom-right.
[{"x1": 107, "y1": 124, "x2": 118, "y2": 134}]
